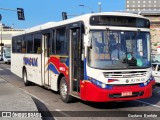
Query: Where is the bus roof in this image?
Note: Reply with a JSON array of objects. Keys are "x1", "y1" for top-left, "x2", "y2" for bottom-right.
[{"x1": 12, "y1": 12, "x2": 149, "y2": 37}]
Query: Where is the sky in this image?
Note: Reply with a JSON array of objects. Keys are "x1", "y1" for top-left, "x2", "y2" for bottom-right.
[{"x1": 0, "y1": 0, "x2": 125, "y2": 29}]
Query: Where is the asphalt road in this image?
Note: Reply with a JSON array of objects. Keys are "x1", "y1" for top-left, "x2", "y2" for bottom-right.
[{"x1": 0, "y1": 64, "x2": 160, "y2": 120}]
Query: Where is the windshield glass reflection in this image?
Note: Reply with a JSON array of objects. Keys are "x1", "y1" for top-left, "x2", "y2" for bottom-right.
[{"x1": 88, "y1": 30, "x2": 151, "y2": 69}]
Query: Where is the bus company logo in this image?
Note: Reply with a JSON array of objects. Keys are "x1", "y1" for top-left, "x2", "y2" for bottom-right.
[
  {"x1": 23, "y1": 57, "x2": 38, "y2": 66},
  {"x1": 126, "y1": 79, "x2": 129, "y2": 83}
]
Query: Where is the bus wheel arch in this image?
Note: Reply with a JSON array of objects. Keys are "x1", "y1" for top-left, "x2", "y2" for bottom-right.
[
  {"x1": 58, "y1": 74, "x2": 74, "y2": 103},
  {"x1": 22, "y1": 66, "x2": 32, "y2": 86}
]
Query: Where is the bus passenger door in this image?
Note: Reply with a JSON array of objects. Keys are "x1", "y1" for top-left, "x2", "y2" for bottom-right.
[
  {"x1": 42, "y1": 33, "x2": 51, "y2": 86},
  {"x1": 69, "y1": 27, "x2": 83, "y2": 95}
]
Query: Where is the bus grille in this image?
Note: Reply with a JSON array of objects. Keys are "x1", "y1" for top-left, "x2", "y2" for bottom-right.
[
  {"x1": 103, "y1": 71, "x2": 147, "y2": 78},
  {"x1": 108, "y1": 83, "x2": 139, "y2": 87}
]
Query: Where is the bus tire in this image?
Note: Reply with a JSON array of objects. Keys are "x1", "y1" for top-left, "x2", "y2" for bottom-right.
[
  {"x1": 59, "y1": 77, "x2": 74, "y2": 103},
  {"x1": 23, "y1": 69, "x2": 32, "y2": 86}
]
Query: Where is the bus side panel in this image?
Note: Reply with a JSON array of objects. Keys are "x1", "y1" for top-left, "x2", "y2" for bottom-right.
[
  {"x1": 49, "y1": 56, "x2": 69, "y2": 91},
  {"x1": 23, "y1": 54, "x2": 42, "y2": 86},
  {"x1": 11, "y1": 53, "x2": 24, "y2": 78},
  {"x1": 50, "y1": 73, "x2": 59, "y2": 91}
]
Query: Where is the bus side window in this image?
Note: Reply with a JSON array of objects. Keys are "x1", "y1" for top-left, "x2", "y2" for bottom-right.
[
  {"x1": 17, "y1": 37, "x2": 22, "y2": 53},
  {"x1": 56, "y1": 27, "x2": 68, "y2": 55},
  {"x1": 37, "y1": 47, "x2": 41, "y2": 54},
  {"x1": 34, "y1": 33, "x2": 41, "y2": 54},
  {"x1": 22, "y1": 48, "x2": 26, "y2": 53},
  {"x1": 22, "y1": 36, "x2": 26, "y2": 53},
  {"x1": 51, "y1": 30, "x2": 55, "y2": 54},
  {"x1": 26, "y1": 34, "x2": 34, "y2": 53}
]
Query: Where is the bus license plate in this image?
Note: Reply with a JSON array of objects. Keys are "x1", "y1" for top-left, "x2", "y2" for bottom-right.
[{"x1": 121, "y1": 91, "x2": 132, "y2": 97}]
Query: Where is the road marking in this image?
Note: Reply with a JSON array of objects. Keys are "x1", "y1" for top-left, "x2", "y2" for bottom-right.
[
  {"x1": 19, "y1": 88, "x2": 50, "y2": 106},
  {"x1": 23, "y1": 91, "x2": 71, "y2": 119},
  {"x1": 54, "y1": 117, "x2": 58, "y2": 120},
  {"x1": 55, "y1": 109, "x2": 71, "y2": 117},
  {"x1": 6, "y1": 68, "x2": 10, "y2": 70},
  {"x1": 135, "y1": 100, "x2": 160, "y2": 108},
  {"x1": 19, "y1": 88, "x2": 71, "y2": 118},
  {"x1": 0, "y1": 68, "x2": 3, "y2": 71}
]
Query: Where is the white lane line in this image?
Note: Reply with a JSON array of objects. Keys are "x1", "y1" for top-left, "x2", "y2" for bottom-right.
[
  {"x1": 6, "y1": 68, "x2": 10, "y2": 70},
  {"x1": 21, "y1": 87, "x2": 71, "y2": 117},
  {"x1": 135, "y1": 100, "x2": 160, "y2": 108},
  {"x1": 0, "y1": 68, "x2": 4, "y2": 71},
  {"x1": 19, "y1": 88, "x2": 50, "y2": 106},
  {"x1": 20, "y1": 88, "x2": 71, "y2": 117},
  {"x1": 55, "y1": 109, "x2": 71, "y2": 117}
]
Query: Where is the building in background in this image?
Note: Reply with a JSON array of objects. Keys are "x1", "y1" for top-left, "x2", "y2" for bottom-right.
[
  {"x1": 125, "y1": 0, "x2": 160, "y2": 54},
  {"x1": 126, "y1": 0, "x2": 160, "y2": 11},
  {"x1": 141, "y1": 11, "x2": 160, "y2": 54},
  {"x1": 157, "y1": 43, "x2": 160, "y2": 54},
  {"x1": 0, "y1": 23, "x2": 23, "y2": 58}
]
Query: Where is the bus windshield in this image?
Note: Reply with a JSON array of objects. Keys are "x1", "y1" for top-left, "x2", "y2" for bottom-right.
[
  {"x1": 88, "y1": 30, "x2": 151, "y2": 69},
  {"x1": 4, "y1": 47, "x2": 11, "y2": 58}
]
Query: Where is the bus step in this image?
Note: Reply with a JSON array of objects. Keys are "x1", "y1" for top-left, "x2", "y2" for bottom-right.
[
  {"x1": 71, "y1": 91, "x2": 79, "y2": 96},
  {"x1": 43, "y1": 84, "x2": 51, "y2": 89}
]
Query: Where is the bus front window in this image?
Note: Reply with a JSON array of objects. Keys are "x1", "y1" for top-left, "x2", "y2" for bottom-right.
[{"x1": 88, "y1": 30, "x2": 151, "y2": 69}]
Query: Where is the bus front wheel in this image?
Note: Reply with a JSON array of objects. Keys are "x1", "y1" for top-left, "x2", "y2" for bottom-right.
[
  {"x1": 59, "y1": 77, "x2": 74, "y2": 103},
  {"x1": 23, "y1": 69, "x2": 32, "y2": 86}
]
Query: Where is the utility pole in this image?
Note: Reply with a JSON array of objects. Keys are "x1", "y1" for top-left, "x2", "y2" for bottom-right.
[
  {"x1": 98, "y1": 2, "x2": 102, "y2": 12},
  {"x1": 79, "y1": 4, "x2": 94, "y2": 13},
  {"x1": 0, "y1": 7, "x2": 25, "y2": 59},
  {"x1": 0, "y1": 20, "x2": 3, "y2": 58}
]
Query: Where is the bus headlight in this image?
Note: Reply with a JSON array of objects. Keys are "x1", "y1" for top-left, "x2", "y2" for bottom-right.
[
  {"x1": 88, "y1": 77, "x2": 112, "y2": 89},
  {"x1": 143, "y1": 82, "x2": 147, "y2": 86},
  {"x1": 147, "y1": 79, "x2": 150, "y2": 83},
  {"x1": 139, "y1": 76, "x2": 154, "y2": 87},
  {"x1": 149, "y1": 75, "x2": 154, "y2": 81},
  {"x1": 101, "y1": 83, "x2": 106, "y2": 88}
]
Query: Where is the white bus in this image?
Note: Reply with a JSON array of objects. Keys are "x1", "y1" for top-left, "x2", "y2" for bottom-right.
[
  {"x1": 2, "y1": 44, "x2": 11, "y2": 64},
  {"x1": 11, "y1": 12, "x2": 155, "y2": 103}
]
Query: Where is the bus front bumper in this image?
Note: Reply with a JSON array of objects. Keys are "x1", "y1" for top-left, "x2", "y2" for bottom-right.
[{"x1": 80, "y1": 80, "x2": 155, "y2": 102}]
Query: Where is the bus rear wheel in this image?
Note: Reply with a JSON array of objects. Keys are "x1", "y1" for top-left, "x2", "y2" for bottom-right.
[
  {"x1": 23, "y1": 69, "x2": 32, "y2": 86},
  {"x1": 59, "y1": 77, "x2": 74, "y2": 103}
]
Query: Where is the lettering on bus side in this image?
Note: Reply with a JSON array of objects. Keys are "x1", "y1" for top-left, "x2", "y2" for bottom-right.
[{"x1": 23, "y1": 57, "x2": 38, "y2": 66}]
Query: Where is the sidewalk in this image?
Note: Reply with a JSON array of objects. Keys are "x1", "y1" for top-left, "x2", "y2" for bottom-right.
[
  {"x1": 0, "y1": 61, "x2": 5, "y2": 64},
  {"x1": 0, "y1": 77, "x2": 42, "y2": 120}
]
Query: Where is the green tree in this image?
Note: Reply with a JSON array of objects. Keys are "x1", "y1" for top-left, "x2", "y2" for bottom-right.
[{"x1": 153, "y1": 42, "x2": 158, "y2": 46}]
